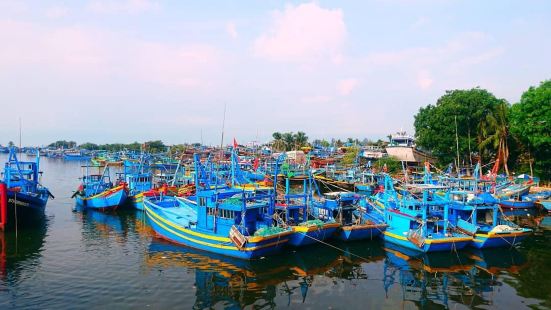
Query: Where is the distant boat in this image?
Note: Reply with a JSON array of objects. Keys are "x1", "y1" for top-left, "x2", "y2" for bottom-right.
[
  {"x1": 0, "y1": 148, "x2": 53, "y2": 231},
  {"x1": 63, "y1": 150, "x2": 91, "y2": 161},
  {"x1": 73, "y1": 166, "x2": 127, "y2": 211},
  {"x1": 385, "y1": 131, "x2": 436, "y2": 164}
]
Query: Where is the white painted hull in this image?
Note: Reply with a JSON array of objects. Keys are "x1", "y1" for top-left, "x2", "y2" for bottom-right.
[{"x1": 385, "y1": 146, "x2": 436, "y2": 163}]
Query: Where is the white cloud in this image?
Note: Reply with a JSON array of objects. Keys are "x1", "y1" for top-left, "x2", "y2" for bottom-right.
[
  {"x1": 253, "y1": 2, "x2": 346, "y2": 63},
  {"x1": 87, "y1": 0, "x2": 160, "y2": 14},
  {"x1": 0, "y1": 20, "x2": 220, "y2": 89},
  {"x1": 337, "y1": 78, "x2": 359, "y2": 96},
  {"x1": 225, "y1": 22, "x2": 238, "y2": 39}
]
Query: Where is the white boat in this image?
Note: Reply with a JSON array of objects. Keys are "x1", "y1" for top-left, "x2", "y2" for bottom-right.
[{"x1": 385, "y1": 131, "x2": 436, "y2": 164}]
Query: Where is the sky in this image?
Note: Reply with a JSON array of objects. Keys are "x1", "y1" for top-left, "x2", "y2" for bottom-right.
[{"x1": 0, "y1": 0, "x2": 550, "y2": 146}]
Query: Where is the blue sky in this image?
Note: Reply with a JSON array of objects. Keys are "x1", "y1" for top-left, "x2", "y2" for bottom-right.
[{"x1": 1, "y1": 0, "x2": 549, "y2": 146}]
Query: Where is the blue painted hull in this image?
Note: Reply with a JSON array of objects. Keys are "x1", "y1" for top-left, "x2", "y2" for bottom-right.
[
  {"x1": 130, "y1": 195, "x2": 145, "y2": 211},
  {"x1": 499, "y1": 200, "x2": 534, "y2": 209},
  {"x1": 4, "y1": 190, "x2": 48, "y2": 230},
  {"x1": 471, "y1": 232, "x2": 530, "y2": 248},
  {"x1": 539, "y1": 201, "x2": 551, "y2": 211},
  {"x1": 382, "y1": 231, "x2": 471, "y2": 253},
  {"x1": 335, "y1": 225, "x2": 385, "y2": 241},
  {"x1": 287, "y1": 225, "x2": 339, "y2": 247},
  {"x1": 75, "y1": 187, "x2": 127, "y2": 211},
  {"x1": 144, "y1": 201, "x2": 291, "y2": 260},
  {"x1": 63, "y1": 155, "x2": 91, "y2": 161}
]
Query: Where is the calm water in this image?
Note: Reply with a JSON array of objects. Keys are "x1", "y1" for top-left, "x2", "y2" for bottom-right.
[{"x1": 1, "y1": 155, "x2": 550, "y2": 309}]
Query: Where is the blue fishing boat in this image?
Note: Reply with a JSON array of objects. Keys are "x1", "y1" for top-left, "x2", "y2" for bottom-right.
[
  {"x1": 63, "y1": 149, "x2": 91, "y2": 161},
  {"x1": 446, "y1": 191, "x2": 532, "y2": 248},
  {"x1": 144, "y1": 154, "x2": 292, "y2": 260},
  {"x1": 73, "y1": 166, "x2": 127, "y2": 211},
  {"x1": 438, "y1": 164, "x2": 532, "y2": 248},
  {"x1": 499, "y1": 198, "x2": 535, "y2": 209},
  {"x1": 539, "y1": 200, "x2": 551, "y2": 212},
  {"x1": 123, "y1": 158, "x2": 153, "y2": 210},
  {"x1": 374, "y1": 175, "x2": 472, "y2": 252},
  {"x1": 273, "y1": 177, "x2": 339, "y2": 247},
  {"x1": 0, "y1": 148, "x2": 52, "y2": 231},
  {"x1": 311, "y1": 191, "x2": 387, "y2": 241}
]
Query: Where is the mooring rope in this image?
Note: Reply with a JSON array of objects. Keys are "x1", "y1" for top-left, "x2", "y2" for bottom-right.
[{"x1": 296, "y1": 230, "x2": 372, "y2": 262}]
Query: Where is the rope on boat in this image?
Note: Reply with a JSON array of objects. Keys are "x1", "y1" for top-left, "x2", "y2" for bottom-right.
[
  {"x1": 296, "y1": 231, "x2": 372, "y2": 262},
  {"x1": 315, "y1": 177, "x2": 353, "y2": 193}
]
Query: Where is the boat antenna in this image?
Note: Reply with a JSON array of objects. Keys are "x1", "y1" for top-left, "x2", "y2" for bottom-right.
[
  {"x1": 215, "y1": 103, "x2": 227, "y2": 191},
  {"x1": 19, "y1": 117, "x2": 22, "y2": 154},
  {"x1": 454, "y1": 115, "x2": 460, "y2": 175}
]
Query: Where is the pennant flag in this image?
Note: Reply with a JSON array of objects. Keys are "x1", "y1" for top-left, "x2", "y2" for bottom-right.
[
  {"x1": 233, "y1": 138, "x2": 238, "y2": 149},
  {"x1": 253, "y1": 157, "x2": 260, "y2": 171}
]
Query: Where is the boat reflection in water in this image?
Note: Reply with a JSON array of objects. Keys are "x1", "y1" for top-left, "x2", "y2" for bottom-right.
[
  {"x1": 382, "y1": 241, "x2": 527, "y2": 309},
  {"x1": 144, "y1": 238, "x2": 385, "y2": 308},
  {"x1": 0, "y1": 220, "x2": 47, "y2": 284},
  {"x1": 74, "y1": 207, "x2": 152, "y2": 244}
]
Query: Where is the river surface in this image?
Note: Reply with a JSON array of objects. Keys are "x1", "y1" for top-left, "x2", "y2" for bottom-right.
[{"x1": 0, "y1": 155, "x2": 550, "y2": 309}]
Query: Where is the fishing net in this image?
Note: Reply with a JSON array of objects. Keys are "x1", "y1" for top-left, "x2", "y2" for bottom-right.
[
  {"x1": 299, "y1": 219, "x2": 325, "y2": 228},
  {"x1": 254, "y1": 226, "x2": 287, "y2": 237},
  {"x1": 223, "y1": 197, "x2": 243, "y2": 205}
]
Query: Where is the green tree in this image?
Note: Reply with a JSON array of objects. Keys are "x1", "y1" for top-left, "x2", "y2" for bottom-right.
[
  {"x1": 374, "y1": 156, "x2": 401, "y2": 174},
  {"x1": 293, "y1": 131, "x2": 308, "y2": 148},
  {"x1": 342, "y1": 147, "x2": 360, "y2": 165},
  {"x1": 79, "y1": 142, "x2": 99, "y2": 150},
  {"x1": 282, "y1": 132, "x2": 295, "y2": 151},
  {"x1": 145, "y1": 140, "x2": 166, "y2": 153},
  {"x1": 479, "y1": 101, "x2": 511, "y2": 175},
  {"x1": 414, "y1": 88, "x2": 504, "y2": 166},
  {"x1": 272, "y1": 132, "x2": 284, "y2": 152},
  {"x1": 510, "y1": 80, "x2": 551, "y2": 179}
]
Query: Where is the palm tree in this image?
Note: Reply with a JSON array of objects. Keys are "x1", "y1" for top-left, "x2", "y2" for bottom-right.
[
  {"x1": 272, "y1": 132, "x2": 283, "y2": 152},
  {"x1": 479, "y1": 101, "x2": 511, "y2": 175},
  {"x1": 282, "y1": 132, "x2": 295, "y2": 151},
  {"x1": 294, "y1": 131, "x2": 308, "y2": 148}
]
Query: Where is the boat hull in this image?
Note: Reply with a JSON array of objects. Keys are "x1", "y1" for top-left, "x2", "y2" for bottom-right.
[
  {"x1": 335, "y1": 224, "x2": 386, "y2": 241},
  {"x1": 499, "y1": 200, "x2": 535, "y2": 209},
  {"x1": 471, "y1": 231, "x2": 531, "y2": 248},
  {"x1": 75, "y1": 186, "x2": 127, "y2": 211},
  {"x1": 287, "y1": 223, "x2": 340, "y2": 247},
  {"x1": 382, "y1": 231, "x2": 471, "y2": 252},
  {"x1": 3, "y1": 191, "x2": 47, "y2": 230},
  {"x1": 144, "y1": 201, "x2": 291, "y2": 260},
  {"x1": 131, "y1": 193, "x2": 145, "y2": 211}
]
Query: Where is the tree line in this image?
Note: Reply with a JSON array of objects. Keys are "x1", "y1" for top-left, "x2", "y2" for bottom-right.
[
  {"x1": 47, "y1": 140, "x2": 167, "y2": 153},
  {"x1": 414, "y1": 80, "x2": 550, "y2": 180}
]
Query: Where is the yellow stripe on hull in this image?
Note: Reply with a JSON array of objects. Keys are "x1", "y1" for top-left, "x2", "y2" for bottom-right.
[{"x1": 145, "y1": 203, "x2": 292, "y2": 244}]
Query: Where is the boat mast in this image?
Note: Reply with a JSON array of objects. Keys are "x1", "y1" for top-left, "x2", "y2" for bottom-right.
[{"x1": 454, "y1": 115, "x2": 460, "y2": 175}]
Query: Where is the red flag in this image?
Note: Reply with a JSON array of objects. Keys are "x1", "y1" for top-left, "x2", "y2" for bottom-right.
[
  {"x1": 253, "y1": 157, "x2": 260, "y2": 171},
  {"x1": 233, "y1": 138, "x2": 238, "y2": 149}
]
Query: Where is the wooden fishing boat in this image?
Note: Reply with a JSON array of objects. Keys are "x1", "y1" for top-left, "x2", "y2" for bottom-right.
[
  {"x1": 144, "y1": 190, "x2": 292, "y2": 260},
  {"x1": 144, "y1": 153, "x2": 292, "y2": 260},
  {"x1": 445, "y1": 191, "x2": 532, "y2": 248},
  {"x1": 375, "y1": 176, "x2": 471, "y2": 252},
  {"x1": 312, "y1": 191, "x2": 387, "y2": 241},
  {"x1": 0, "y1": 148, "x2": 52, "y2": 231},
  {"x1": 73, "y1": 166, "x2": 127, "y2": 211},
  {"x1": 499, "y1": 198, "x2": 535, "y2": 209}
]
